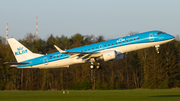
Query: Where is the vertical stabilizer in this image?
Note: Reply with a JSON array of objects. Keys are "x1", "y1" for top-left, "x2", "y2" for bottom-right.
[{"x1": 7, "y1": 38, "x2": 43, "y2": 62}]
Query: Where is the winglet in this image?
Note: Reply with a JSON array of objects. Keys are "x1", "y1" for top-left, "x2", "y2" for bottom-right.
[{"x1": 54, "y1": 45, "x2": 67, "y2": 53}]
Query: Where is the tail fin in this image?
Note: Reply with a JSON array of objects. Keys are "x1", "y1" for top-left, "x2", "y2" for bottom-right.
[{"x1": 7, "y1": 38, "x2": 43, "y2": 62}]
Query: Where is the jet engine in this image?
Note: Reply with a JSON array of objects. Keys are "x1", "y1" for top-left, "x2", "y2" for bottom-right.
[
  {"x1": 96, "y1": 50, "x2": 126, "y2": 61},
  {"x1": 113, "y1": 53, "x2": 126, "y2": 61}
]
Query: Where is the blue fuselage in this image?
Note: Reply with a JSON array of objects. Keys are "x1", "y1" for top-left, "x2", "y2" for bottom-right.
[{"x1": 18, "y1": 30, "x2": 175, "y2": 68}]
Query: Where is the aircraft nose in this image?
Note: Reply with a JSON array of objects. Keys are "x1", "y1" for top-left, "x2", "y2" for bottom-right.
[
  {"x1": 167, "y1": 34, "x2": 175, "y2": 39},
  {"x1": 170, "y1": 35, "x2": 175, "y2": 39}
]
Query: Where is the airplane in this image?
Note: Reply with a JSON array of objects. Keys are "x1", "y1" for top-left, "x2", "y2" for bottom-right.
[{"x1": 4, "y1": 30, "x2": 175, "y2": 69}]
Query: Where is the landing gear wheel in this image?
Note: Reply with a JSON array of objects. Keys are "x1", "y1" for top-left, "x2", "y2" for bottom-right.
[
  {"x1": 89, "y1": 58, "x2": 96, "y2": 69},
  {"x1": 96, "y1": 63, "x2": 101, "y2": 69},
  {"x1": 96, "y1": 65, "x2": 101, "y2": 69},
  {"x1": 90, "y1": 65, "x2": 95, "y2": 69}
]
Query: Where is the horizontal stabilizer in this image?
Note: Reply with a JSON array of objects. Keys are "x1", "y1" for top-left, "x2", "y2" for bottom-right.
[{"x1": 4, "y1": 62, "x2": 29, "y2": 65}]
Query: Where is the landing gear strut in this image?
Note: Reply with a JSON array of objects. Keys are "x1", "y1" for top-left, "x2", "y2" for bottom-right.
[{"x1": 155, "y1": 45, "x2": 160, "y2": 53}]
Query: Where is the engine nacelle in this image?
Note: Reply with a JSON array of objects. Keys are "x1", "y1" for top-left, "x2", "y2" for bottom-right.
[
  {"x1": 113, "y1": 53, "x2": 126, "y2": 61},
  {"x1": 102, "y1": 50, "x2": 116, "y2": 61},
  {"x1": 96, "y1": 50, "x2": 126, "y2": 62}
]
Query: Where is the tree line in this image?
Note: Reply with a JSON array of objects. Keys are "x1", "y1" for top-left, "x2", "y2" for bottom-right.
[{"x1": 0, "y1": 33, "x2": 180, "y2": 90}]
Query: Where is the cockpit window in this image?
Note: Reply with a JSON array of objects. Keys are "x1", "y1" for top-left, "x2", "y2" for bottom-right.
[{"x1": 158, "y1": 32, "x2": 165, "y2": 35}]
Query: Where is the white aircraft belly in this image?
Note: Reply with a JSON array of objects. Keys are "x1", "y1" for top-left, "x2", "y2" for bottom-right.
[{"x1": 24, "y1": 56, "x2": 85, "y2": 69}]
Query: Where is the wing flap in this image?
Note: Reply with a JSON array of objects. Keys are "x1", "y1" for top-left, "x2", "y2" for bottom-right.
[{"x1": 54, "y1": 45, "x2": 103, "y2": 61}]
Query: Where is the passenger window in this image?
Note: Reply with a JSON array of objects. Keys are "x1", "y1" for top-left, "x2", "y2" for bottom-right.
[
  {"x1": 85, "y1": 49, "x2": 86, "y2": 51},
  {"x1": 104, "y1": 45, "x2": 106, "y2": 47},
  {"x1": 81, "y1": 50, "x2": 83, "y2": 52},
  {"x1": 134, "y1": 38, "x2": 136, "y2": 40},
  {"x1": 88, "y1": 49, "x2": 90, "y2": 51},
  {"x1": 61, "y1": 55, "x2": 62, "y2": 57},
  {"x1": 138, "y1": 37, "x2": 139, "y2": 39},
  {"x1": 116, "y1": 43, "x2": 117, "y2": 44},
  {"x1": 92, "y1": 48, "x2": 94, "y2": 50},
  {"x1": 127, "y1": 40, "x2": 128, "y2": 42},
  {"x1": 96, "y1": 47, "x2": 98, "y2": 49},
  {"x1": 57, "y1": 55, "x2": 59, "y2": 58},
  {"x1": 108, "y1": 44, "x2": 110, "y2": 46},
  {"x1": 100, "y1": 46, "x2": 102, "y2": 48},
  {"x1": 123, "y1": 41, "x2": 124, "y2": 43},
  {"x1": 130, "y1": 39, "x2": 132, "y2": 41},
  {"x1": 119, "y1": 42, "x2": 121, "y2": 44},
  {"x1": 50, "y1": 56, "x2": 52, "y2": 59},
  {"x1": 65, "y1": 54, "x2": 66, "y2": 56},
  {"x1": 112, "y1": 43, "x2": 114, "y2": 45}
]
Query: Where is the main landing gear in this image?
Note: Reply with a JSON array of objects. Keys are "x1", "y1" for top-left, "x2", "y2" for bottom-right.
[
  {"x1": 89, "y1": 58, "x2": 101, "y2": 69},
  {"x1": 90, "y1": 62, "x2": 95, "y2": 69},
  {"x1": 96, "y1": 63, "x2": 101, "y2": 69},
  {"x1": 90, "y1": 62, "x2": 101, "y2": 69}
]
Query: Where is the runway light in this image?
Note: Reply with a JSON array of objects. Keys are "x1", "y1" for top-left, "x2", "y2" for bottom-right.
[{"x1": 63, "y1": 91, "x2": 65, "y2": 94}]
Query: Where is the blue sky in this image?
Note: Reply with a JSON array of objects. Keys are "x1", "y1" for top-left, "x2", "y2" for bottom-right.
[{"x1": 0, "y1": 0, "x2": 180, "y2": 40}]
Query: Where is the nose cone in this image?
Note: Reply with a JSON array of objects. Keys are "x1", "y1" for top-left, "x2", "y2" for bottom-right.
[{"x1": 167, "y1": 34, "x2": 175, "y2": 39}]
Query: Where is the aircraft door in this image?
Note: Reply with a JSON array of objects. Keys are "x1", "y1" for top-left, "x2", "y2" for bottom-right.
[
  {"x1": 43, "y1": 57, "x2": 48, "y2": 65},
  {"x1": 149, "y1": 33, "x2": 154, "y2": 41}
]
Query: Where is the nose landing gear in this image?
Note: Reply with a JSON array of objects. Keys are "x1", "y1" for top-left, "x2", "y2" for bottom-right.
[{"x1": 155, "y1": 45, "x2": 160, "y2": 53}]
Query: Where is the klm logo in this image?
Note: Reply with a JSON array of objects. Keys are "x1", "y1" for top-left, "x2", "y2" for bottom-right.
[
  {"x1": 15, "y1": 47, "x2": 28, "y2": 56},
  {"x1": 117, "y1": 38, "x2": 125, "y2": 42}
]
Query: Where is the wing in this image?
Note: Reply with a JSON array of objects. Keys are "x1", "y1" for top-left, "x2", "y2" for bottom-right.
[
  {"x1": 54, "y1": 45, "x2": 102, "y2": 61},
  {"x1": 4, "y1": 62, "x2": 29, "y2": 65}
]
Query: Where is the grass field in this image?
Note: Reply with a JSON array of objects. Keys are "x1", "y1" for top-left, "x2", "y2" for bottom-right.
[{"x1": 0, "y1": 89, "x2": 180, "y2": 101}]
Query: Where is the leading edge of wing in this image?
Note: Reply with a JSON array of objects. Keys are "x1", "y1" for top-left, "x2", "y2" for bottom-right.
[{"x1": 54, "y1": 45, "x2": 100, "y2": 54}]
